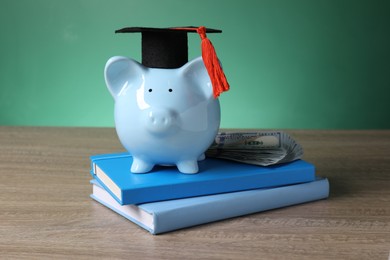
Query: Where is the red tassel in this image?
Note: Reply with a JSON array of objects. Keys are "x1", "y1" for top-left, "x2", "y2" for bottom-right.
[
  {"x1": 196, "y1": 26, "x2": 230, "y2": 98},
  {"x1": 172, "y1": 26, "x2": 230, "y2": 98}
]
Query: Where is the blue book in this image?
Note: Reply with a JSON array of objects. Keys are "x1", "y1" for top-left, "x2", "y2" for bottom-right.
[
  {"x1": 90, "y1": 153, "x2": 316, "y2": 205},
  {"x1": 90, "y1": 178, "x2": 329, "y2": 235}
]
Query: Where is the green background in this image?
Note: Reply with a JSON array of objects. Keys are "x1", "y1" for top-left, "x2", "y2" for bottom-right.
[{"x1": 1, "y1": 0, "x2": 389, "y2": 129}]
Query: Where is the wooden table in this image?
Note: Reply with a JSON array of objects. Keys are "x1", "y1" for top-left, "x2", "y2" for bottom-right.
[{"x1": 0, "y1": 127, "x2": 389, "y2": 259}]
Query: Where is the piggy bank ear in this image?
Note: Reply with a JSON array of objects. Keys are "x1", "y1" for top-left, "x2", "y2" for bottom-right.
[
  {"x1": 104, "y1": 56, "x2": 144, "y2": 99},
  {"x1": 181, "y1": 57, "x2": 213, "y2": 99}
]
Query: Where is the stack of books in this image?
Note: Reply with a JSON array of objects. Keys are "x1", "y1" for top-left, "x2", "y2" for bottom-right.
[{"x1": 89, "y1": 152, "x2": 329, "y2": 235}]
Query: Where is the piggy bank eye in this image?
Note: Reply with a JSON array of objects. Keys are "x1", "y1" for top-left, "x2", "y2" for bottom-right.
[
  {"x1": 168, "y1": 88, "x2": 173, "y2": 92},
  {"x1": 148, "y1": 88, "x2": 153, "y2": 92}
]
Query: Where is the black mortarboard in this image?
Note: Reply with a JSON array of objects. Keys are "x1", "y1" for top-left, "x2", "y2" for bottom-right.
[{"x1": 115, "y1": 26, "x2": 229, "y2": 98}]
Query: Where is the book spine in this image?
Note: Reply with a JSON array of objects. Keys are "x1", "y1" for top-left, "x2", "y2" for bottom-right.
[
  {"x1": 121, "y1": 164, "x2": 316, "y2": 205},
  {"x1": 152, "y1": 178, "x2": 329, "y2": 234}
]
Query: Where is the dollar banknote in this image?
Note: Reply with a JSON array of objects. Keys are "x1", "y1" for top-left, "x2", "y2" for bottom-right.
[{"x1": 206, "y1": 131, "x2": 303, "y2": 166}]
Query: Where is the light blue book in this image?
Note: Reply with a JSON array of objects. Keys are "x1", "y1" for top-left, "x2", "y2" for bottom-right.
[
  {"x1": 90, "y1": 178, "x2": 329, "y2": 235},
  {"x1": 90, "y1": 153, "x2": 316, "y2": 205}
]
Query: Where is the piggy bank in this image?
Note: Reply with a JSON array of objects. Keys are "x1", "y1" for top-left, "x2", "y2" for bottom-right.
[{"x1": 104, "y1": 56, "x2": 220, "y2": 174}]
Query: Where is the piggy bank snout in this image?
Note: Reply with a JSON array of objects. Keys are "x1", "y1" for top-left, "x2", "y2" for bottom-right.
[{"x1": 145, "y1": 109, "x2": 178, "y2": 135}]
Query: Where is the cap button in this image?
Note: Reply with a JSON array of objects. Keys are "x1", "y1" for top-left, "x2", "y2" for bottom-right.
[{"x1": 197, "y1": 26, "x2": 207, "y2": 40}]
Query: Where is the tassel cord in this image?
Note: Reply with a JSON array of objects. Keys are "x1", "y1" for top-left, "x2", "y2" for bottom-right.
[{"x1": 172, "y1": 26, "x2": 230, "y2": 98}]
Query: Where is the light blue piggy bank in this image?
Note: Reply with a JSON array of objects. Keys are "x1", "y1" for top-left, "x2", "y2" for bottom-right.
[{"x1": 104, "y1": 56, "x2": 220, "y2": 174}]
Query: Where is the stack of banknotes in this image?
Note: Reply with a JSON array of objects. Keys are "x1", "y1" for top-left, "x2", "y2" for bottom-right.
[{"x1": 206, "y1": 131, "x2": 303, "y2": 166}]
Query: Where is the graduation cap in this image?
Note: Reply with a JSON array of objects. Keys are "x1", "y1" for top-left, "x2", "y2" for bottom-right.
[{"x1": 115, "y1": 26, "x2": 229, "y2": 98}]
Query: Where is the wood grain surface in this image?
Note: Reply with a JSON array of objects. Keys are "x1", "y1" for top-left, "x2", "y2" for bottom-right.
[{"x1": 0, "y1": 126, "x2": 389, "y2": 259}]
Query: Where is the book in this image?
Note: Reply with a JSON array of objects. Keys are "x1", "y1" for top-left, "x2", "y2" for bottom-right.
[
  {"x1": 90, "y1": 178, "x2": 329, "y2": 235},
  {"x1": 91, "y1": 153, "x2": 315, "y2": 205},
  {"x1": 90, "y1": 153, "x2": 316, "y2": 205}
]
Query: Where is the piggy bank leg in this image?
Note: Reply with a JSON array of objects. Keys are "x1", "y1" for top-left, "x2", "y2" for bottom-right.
[
  {"x1": 198, "y1": 153, "x2": 206, "y2": 161},
  {"x1": 131, "y1": 157, "x2": 154, "y2": 173},
  {"x1": 177, "y1": 159, "x2": 199, "y2": 174}
]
